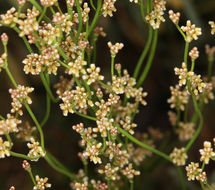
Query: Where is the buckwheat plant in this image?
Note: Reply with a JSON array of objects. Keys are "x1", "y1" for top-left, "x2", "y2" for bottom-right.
[{"x1": 0, "y1": 0, "x2": 215, "y2": 190}]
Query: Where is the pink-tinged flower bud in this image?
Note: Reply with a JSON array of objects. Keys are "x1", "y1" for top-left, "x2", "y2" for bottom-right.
[
  {"x1": 1, "y1": 33, "x2": 8, "y2": 45},
  {"x1": 17, "y1": 0, "x2": 26, "y2": 5},
  {"x1": 115, "y1": 63, "x2": 121, "y2": 71},
  {"x1": 22, "y1": 160, "x2": 31, "y2": 171}
]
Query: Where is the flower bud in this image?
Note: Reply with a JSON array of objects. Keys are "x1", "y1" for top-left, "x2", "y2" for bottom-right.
[
  {"x1": 1, "y1": 33, "x2": 8, "y2": 45},
  {"x1": 22, "y1": 160, "x2": 31, "y2": 171}
]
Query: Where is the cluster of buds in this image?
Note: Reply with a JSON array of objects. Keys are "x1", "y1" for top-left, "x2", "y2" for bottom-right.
[
  {"x1": 27, "y1": 138, "x2": 45, "y2": 160},
  {"x1": 83, "y1": 64, "x2": 104, "y2": 85},
  {"x1": 186, "y1": 162, "x2": 207, "y2": 183},
  {"x1": 145, "y1": 0, "x2": 166, "y2": 29},
  {"x1": 167, "y1": 85, "x2": 189, "y2": 111},
  {"x1": 102, "y1": 0, "x2": 117, "y2": 17},
  {"x1": 174, "y1": 62, "x2": 207, "y2": 96},
  {"x1": 33, "y1": 175, "x2": 51, "y2": 190},
  {"x1": 17, "y1": 7, "x2": 40, "y2": 37},
  {"x1": 98, "y1": 163, "x2": 120, "y2": 181},
  {"x1": 168, "y1": 10, "x2": 180, "y2": 24},
  {"x1": 67, "y1": 57, "x2": 87, "y2": 77},
  {"x1": 0, "y1": 7, "x2": 17, "y2": 25},
  {"x1": 186, "y1": 139, "x2": 215, "y2": 183},
  {"x1": 108, "y1": 42, "x2": 124, "y2": 55},
  {"x1": 16, "y1": 121, "x2": 36, "y2": 141},
  {"x1": 82, "y1": 3, "x2": 90, "y2": 23},
  {"x1": 9, "y1": 85, "x2": 34, "y2": 115},
  {"x1": 0, "y1": 137, "x2": 10, "y2": 158},
  {"x1": 0, "y1": 114, "x2": 21, "y2": 135},
  {"x1": 189, "y1": 47, "x2": 199, "y2": 60},
  {"x1": 60, "y1": 86, "x2": 92, "y2": 116},
  {"x1": 169, "y1": 147, "x2": 188, "y2": 166},
  {"x1": 121, "y1": 164, "x2": 140, "y2": 179},
  {"x1": 52, "y1": 12, "x2": 73, "y2": 34},
  {"x1": 181, "y1": 20, "x2": 202, "y2": 42},
  {"x1": 83, "y1": 143, "x2": 102, "y2": 164},
  {"x1": 0, "y1": 53, "x2": 7, "y2": 72},
  {"x1": 40, "y1": 0, "x2": 57, "y2": 6},
  {"x1": 177, "y1": 122, "x2": 195, "y2": 141},
  {"x1": 199, "y1": 141, "x2": 215, "y2": 164}
]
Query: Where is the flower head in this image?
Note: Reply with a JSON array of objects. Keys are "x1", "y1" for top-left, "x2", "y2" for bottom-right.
[
  {"x1": 33, "y1": 175, "x2": 51, "y2": 190},
  {"x1": 181, "y1": 20, "x2": 202, "y2": 42}
]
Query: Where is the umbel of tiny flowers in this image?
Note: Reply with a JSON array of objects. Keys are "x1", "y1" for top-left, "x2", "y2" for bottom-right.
[
  {"x1": 189, "y1": 47, "x2": 199, "y2": 61},
  {"x1": 33, "y1": 175, "x2": 51, "y2": 190},
  {"x1": 186, "y1": 162, "x2": 207, "y2": 183},
  {"x1": 181, "y1": 20, "x2": 202, "y2": 42},
  {"x1": 0, "y1": 137, "x2": 10, "y2": 158},
  {"x1": 107, "y1": 42, "x2": 124, "y2": 56},
  {"x1": 145, "y1": 0, "x2": 166, "y2": 29},
  {"x1": 199, "y1": 141, "x2": 215, "y2": 164},
  {"x1": 168, "y1": 10, "x2": 180, "y2": 24},
  {"x1": 169, "y1": 147, "x2": 188, "y2": 166}
]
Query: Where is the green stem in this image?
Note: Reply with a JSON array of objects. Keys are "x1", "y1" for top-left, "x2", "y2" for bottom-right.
[
  {"x1": 133, "y1": 26, "x2": 153, "y2": 79},
  {"x1": 136, "y1": 30, "x2": 158, "y2": 87},
  {"x1": 190, "y1": 59, "x2": 195, "y2": 72},
  {"x1": 130, "y1": 181, "x2": 134, "y2": 190},
  {"x1": 107, "y1": 179, "x2": 111, "y2": 190},
  {"x1": 177, "y1": 167, "x2": 185, "y2": 190},
  {"x1": 139, "y1": 0, "x2": 146, "y2": 22},
  {"x1": 40, "y1": 93, "x2": 51, "y2": 127},
  {"x1": 0, "y1": 115, "x2": 5, "y2": 120},
  {"x1": 13, "y1": 26, "x2": 33, "y2": 53},
  {"x1": 114, "y1": 123, "x2": 172, "y2": 162},
  {"x1": 46, "y1": 151, "x2": 70, "y2": 172},
  {"x1": 40, "y1": 72, "x2": 57, "y2": 103},
  {"x1": 24, "y1": 104, "x2": 45, "y2": 149},
  {"x1": 28, "y1": 0, "x2": 42, "y2": 11},
  {"x1": 4, "y1": 66, "x2": 45, "y2": 150},
  {"x1": 206, "y1": 183, "x2": 214, "y2": 190},
  {"x1": 184, "y1": 41, "x2": 189, "y2": 66},
  {"x1": 38, "y1": 6, "x2": 47, "y2": 23},
  {"x1": 176, "y1": 24, "x2": 186, "y2": 40},
  {"x1": 28, "y1": 169, "x2": 36, "y2": 185},
  {"x1": 75, "y1": 110, "x2": 97, "y2": 121},
  {"x1": 86, "y1": 0, "x2": 102, "y2": 38},
  {"x1": 56, "y1": 46, "x2": 69, "y2": 62},
  {"x1": 185, "y1": 80, "x2": 203, "y2": 152},
  {"x1": 90, "y1": 0, "x2": 96, "y2": 10},
  {"x1": 74, "y1": 0, "x2": 83, "y2": 42},
  {"x1": 44, "y1": 154, "x2": 79, "y2": 181},
  {"x1": 111, "y1": 55, "x2": 115, "y2": 79},
  {"x1": 55, "y1": 2, "x2": 63, "y2": 14},
  {"x1": 58, "y1": 59, "x2": 70, "y2": 69},
  {"x1": 97, "y1": 80, "x2": 112, "y2": 91},
  {"x1": 10, "y1": 151, "x2": 40, "y2": 160},
  {"x1": 146, "y1": 0, "x2": 150, "y2": 14},
  {"x1": 5, "y1": 67, "x2": 18, "y2": 88},
  {"x1": 200, "y1": 182, "x2": 206, "y2": 190},
  {"x1": 207, "y1": 56, "x2": 214, "y2": 81},
  {"x1": 49, "y1": 6, "x2": 56, "y2": 15},
  {"x1": 5, "y1": 133, "x2": 12, "y2": 148}
]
